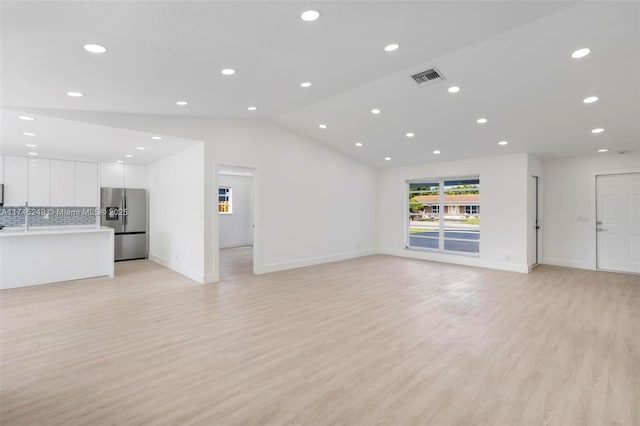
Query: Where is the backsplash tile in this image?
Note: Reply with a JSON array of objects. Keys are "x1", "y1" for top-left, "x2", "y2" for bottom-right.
[{"x1": 0, "y1": 207, "x2": 97, "y2": 228}]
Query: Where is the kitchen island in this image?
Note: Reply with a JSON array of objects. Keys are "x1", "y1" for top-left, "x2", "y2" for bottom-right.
[{"x1": 0, "y1": 226, "x2": 114, "y2": 289}]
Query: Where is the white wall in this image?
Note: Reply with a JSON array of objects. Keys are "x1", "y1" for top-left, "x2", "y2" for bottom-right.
[
  {"x1": 219, "y1": 173, "x2": 253, "y2": 248},
  {"x1": 148, "y1": 144, "x2": 205, "y2": 282},
  {"x1": 60, "y1": 112, "x2": 379, "y2": 283},
  {"x1": 541, "y1": 152, "x2": 640, "y2": 270},
  {"x1": 378, "y1": 153, "x2": 530, "y2": 273}
]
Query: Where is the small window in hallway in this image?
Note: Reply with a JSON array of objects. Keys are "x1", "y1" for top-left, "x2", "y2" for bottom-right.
[{"x1": 218, "y1": 186, "x2": 232, "y2": 214}]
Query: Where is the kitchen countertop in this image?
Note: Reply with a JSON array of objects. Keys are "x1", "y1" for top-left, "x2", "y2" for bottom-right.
[{"x1": 0, "y1": 225, "x2": 114, "y2": 238}]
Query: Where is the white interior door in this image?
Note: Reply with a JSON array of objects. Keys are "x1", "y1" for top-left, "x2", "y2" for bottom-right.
[{"x1": 596, "y1": 173, "x2": 640, "y2": 274}]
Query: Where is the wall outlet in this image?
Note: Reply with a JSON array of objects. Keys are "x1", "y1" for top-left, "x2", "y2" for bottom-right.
[{"x1": 505, "y1": 255, "x2": 511, "y2": 262}]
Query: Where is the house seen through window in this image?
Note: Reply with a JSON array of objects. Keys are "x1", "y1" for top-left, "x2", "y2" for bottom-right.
[
  {"x1": 218, "y1": 186, "x2": 232, "y2": 214},
  {"x1": 408, "y1": 178, "x2": 480, "y2": 255}
]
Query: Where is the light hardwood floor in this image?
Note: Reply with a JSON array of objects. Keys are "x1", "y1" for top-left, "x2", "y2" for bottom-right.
[
  {"x1": 1, "y1": 255, "x2": 639, "y2": 425},
  {"x1": 220, "y1": 246, "x2": 254, "y2": 279}
]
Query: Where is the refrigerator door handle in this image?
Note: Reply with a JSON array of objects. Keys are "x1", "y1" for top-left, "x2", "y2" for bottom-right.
[{"x1": 122, "y1": 190, "x2": 127, "y2": 228}]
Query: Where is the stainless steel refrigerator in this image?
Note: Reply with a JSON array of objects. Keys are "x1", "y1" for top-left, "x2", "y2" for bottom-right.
[{"x1": 101, "y1": 188, "x2": 148, "y2": 261}]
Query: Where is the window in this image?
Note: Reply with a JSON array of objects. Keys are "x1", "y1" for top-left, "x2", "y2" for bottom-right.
[
  {"x1": 408, "y1": 177, "x2": 480, "y2": 255},
  {"x1": 218, "y1": 186, "x2": 232, "y2": 214}
]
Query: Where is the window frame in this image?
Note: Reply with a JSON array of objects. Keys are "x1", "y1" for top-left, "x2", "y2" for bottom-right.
[
  {"x1": 218, "y1": 186, "x2": 233, "y2": 215},
  {"x1": 406, "y1": 176, "x2": 480, "y2": 257},
  {"x1": 465, "y1": 205, "x2": 479, "y2": 215}
]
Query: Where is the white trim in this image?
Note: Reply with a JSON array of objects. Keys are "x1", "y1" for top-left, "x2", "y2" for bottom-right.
[
  {"x1": 592, "y1": 168, "x2": 640, "y2": 271},
  {"x1": 380, "y1": 248, "x2": 528, "y2": 273},
  {"x1": 149, "y1": 253, "x2": 208, "y2": 284},
  {"x1": 216, "y1": 163, "x2": 258, "y2": 279},
  {"x1": 256, "y1": 249, "x2": 377, "y2": 275},
  {"x1": 220, "y1": 242, "x2": 253, "y2": 249},
  {"x1": 541, "y1": 257, "x2": 593, "y2": 271}
]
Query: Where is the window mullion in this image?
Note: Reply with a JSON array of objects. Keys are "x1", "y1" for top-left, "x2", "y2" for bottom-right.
[{"x1": 438, "y1": 180, "x2": 445, "y2": 251}]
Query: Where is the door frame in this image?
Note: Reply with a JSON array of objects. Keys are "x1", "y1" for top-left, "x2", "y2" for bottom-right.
[
  {"x1": 215, "y1": 164, "x2": 259, "y2": 279},
  {"x1": 592, "y1": 168, "x2": 640, "y2": 271},
  {"x1": 529, "y1": 175, "x2": 541, "y2": 269}
]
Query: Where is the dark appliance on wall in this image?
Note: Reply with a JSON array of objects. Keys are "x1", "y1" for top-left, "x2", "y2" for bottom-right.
[{"x1": 101, "y1": 187, "x2": 147, "y2": 261}]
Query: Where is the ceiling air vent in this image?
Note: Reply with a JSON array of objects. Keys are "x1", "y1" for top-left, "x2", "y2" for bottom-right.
[{"x1": 411, "y1": 68, "x2": 445, "y2": 86}]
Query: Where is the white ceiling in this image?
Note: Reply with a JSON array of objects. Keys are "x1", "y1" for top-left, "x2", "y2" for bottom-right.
[
  {"x1": 0, "y1": 109, "x2": 199, "y2": 164},
  {"x1": 1, "y1": 1, "x2": 638, "y2": 166}
]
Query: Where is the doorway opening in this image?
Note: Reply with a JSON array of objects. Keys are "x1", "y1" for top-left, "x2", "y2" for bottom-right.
[
  {"x1": 218, "y1": 165, "x2": 255, "y2": 280},
  {"x1": 528, "y1": 175, "x2": 541, "y2": 269},
  {"x1": 596, "y1": 172, "x2": 640, "y2": 274}
]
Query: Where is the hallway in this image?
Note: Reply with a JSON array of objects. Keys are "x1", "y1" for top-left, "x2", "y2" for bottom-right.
[{"x1": 220, "y1": 246, "x2": 253, "y2": 280}]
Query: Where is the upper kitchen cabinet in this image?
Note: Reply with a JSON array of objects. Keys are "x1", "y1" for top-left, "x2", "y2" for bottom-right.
[
  {"x1": 28, "y1": 158, "x2": 51, "y2": 206},
  {"x1": 100, "y1": 162, "x2": 124, "y2": 188},
  {"x1": 75, "y1": 162, "x2": 98, "y2": 206},
  {"x1": 3, "y1": 156, "x2": 28, "y2": 206},
  {"x1": 50, "y1": 160, "x2": 75, "y2": 206},
  {"x1": 124, "y1": 164, "x2": 148, "y2": 189},
  {"x1": 100, "y1": 162, "x2": 147, "y2": 189}
]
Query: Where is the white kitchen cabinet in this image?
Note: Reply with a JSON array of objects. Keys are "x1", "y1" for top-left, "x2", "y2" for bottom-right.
[
  {"x1": 28, "y1": 158, "x2": 51, "y2": 206},
  {"x1": 0, "y1": 155, "x2": 4, "y2": 184},
  {"x1": 50, "y1": 160, "x2": 75, "y2": 206},
  {"x1": 75, "y1": 162, "x2": 98, "y2": 206},
  {"x1": 124, "y1": 164, "x2": 148, "y2": 189},
  {"x1": 101, "y1": 162, "x2": 124, "y2": 188},
  {"x1": 3, "y1": 156, "x2": 28, "y2": 206}
]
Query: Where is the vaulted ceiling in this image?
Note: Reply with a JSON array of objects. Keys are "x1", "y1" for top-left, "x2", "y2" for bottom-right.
[{"x1": 1, "y1": 1, "x2": 638, "y2": 166}]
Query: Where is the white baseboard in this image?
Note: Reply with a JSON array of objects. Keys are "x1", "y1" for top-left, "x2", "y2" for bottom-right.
[
  {"x1": 541, "y1": 257, "x2": 594, "y2": 270},
  {"x1": 149, "y1": 253, "x2": 208, "y2": 284},
  {"x1": 256, "y1": 249, "x2": 377, "y2": 274},
  {"x1": 220, "y1": 242, "x2": 253, "y2": 249},
  {"x1": 379, "y1": 248, "x2": 529, "y2": 273}
]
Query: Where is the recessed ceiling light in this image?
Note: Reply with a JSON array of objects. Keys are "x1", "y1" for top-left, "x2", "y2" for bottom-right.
[
  {"x1": 477, "y1": 118, "x2": 488, "y2": 124},
  {"x1": 598, "y1": 148, "x2": 609, "y2": 153},
  {"x1": 384, "y1": 157, "x2": 391, "y2": 161},
  {"x1": 221, "y1": 68, "x2": 236, "y2": 76},
  {"x1": 66, "y1": 91, "x2": 84, "y2": 97},
  {"x1": 300, "y1": 10, "x2": 320, "y2": 22},
  {"x1": 300, "y1": 81, "x2": 312, "y2": 88},
  {"x1": 27, "y1": 152, "x2": 38, "y2": 156},
  {"x1": 18, "y1": 116, "x2": 35, "y2": 121},
  {"x1": 571, "y1": 48, "x2": 591, "y2": 59},
  {"x1": 319, "y1": 124, "x2": 327, "y2": 129},
  {"x1": 124, "y1": 154, "x2": 133, "y2": 158},
  {"x1": 371, "y1": 108, "x2": 381, "y2": 114},
  {"x1": 448, "y1": 86, "x2": 460, "y2": 94},
  {"x1": 498, "y1": 140, "x2": 508, "y2": 146},
  {"x1": 433, "y1": 150, "x2": 441, "y2": 154},
  {"x1": 384, "y1": 43, "x2": 399, "y2": 52},
  {"x1": 83, "y1": 43, "x2": 107, "y2": 54},
  {"x1": 355, "y1": 142, "x2": 363, "y2": 147},
  {"x1": 136, "y1": 146, "x2": 145, "y2": 150},
  {"x1": 23, "y1": 132, "x2": 36, "y2": 136},
  {"x1": 406, "y1": 132, "x2": 414, "y2": 138},
  {"x1": 247, "y1": 106, "x2": 257, "y2": 111},
  {"x1": 151, "y1": 136, "x2": 162, "y2": 140},
  {"x1": 116, "y1": 160, "x2": 124, "y2": 163},
  {"x1": 592, "y1": 128, "x2": 605, "y2": 134},
  {"x1": 176, "y1": 100, "x2": 188, "y2": 106},
  {"x1": 25, "y1": 144, "x2": 37, "y2": 148},
  {"x1": 583, "y1": 96, "x2": 599, "y2": 104}
]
